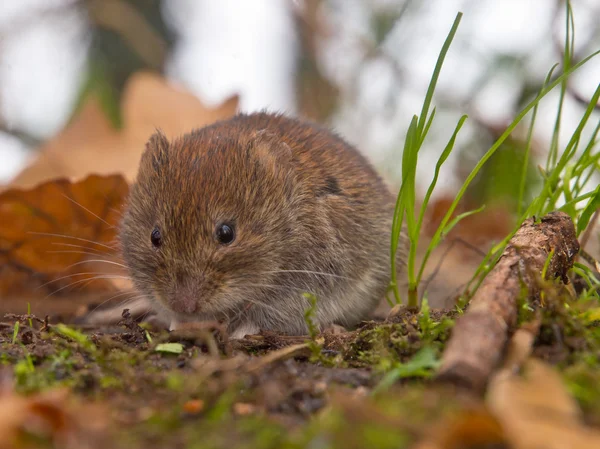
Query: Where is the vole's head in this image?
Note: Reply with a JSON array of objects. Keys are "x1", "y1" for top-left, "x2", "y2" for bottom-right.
[{"x1": 119, "y1": 125, "x2": 300, "y2": 322}]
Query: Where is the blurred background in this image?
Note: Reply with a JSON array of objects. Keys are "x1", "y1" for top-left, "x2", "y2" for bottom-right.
[
  {"x1": 0, "y1": 0, "x2": 598, "y2": 310},
  {"x1": 0, "y1": 0, "x2": 599, "y2": 222}
]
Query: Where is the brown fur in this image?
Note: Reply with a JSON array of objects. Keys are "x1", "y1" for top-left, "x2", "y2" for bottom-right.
[{"x1": 120, "y1": 112, "x2": 408, "y2": 338}]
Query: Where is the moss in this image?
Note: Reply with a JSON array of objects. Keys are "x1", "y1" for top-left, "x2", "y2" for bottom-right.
[
  {"x1": 345, "y1": 308, "x2": 454, "y2": 369},
  {"x1": 563, "y1": 355, "x2": 600, "y2": 425},
  {"x1": 534, "y1": 284, "x2": 600, "y2": 366},
  {"x1": 99, "y1": 375, "x2": 124, "y2": 389}
]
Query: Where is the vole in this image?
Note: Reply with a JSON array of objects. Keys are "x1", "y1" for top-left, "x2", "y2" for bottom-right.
[{"x1": 119, "y1": 112, "x2": 407, "y2": 339}]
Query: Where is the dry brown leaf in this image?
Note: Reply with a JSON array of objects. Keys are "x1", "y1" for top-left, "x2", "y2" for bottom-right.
[
  {"x1": 9, "y1": 72, "x2": 239, "y2": 189},
  {"x1": 182, "y1": 399, "x2": 205, "y2": 415},
  {"x1": 0, "y1": 174, "x2": 128, "y2": 296},
  {"x1": 414, "y1": 408, "x2": 508, "y2": 449},
  {"x1": 488, "y1": 358, "x2": 600, "y2": 449},
  {"x1": 416, "y1": 325, "x2": 576, "y2": 449},
  {"x1": 0, "y1": 387, "x2": 108, "y2": 449},
  {"x1": 499, "y1": 322, "x2": 540, "y2": 373}
]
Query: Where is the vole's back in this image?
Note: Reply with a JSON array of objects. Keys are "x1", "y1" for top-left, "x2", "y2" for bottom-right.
[{"x1": 211, "y1": 113, "x2": 393, "y2": 204}]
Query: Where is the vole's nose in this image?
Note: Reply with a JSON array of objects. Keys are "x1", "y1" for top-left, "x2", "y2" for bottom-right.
[
  {"x1": 171, "y1": 291, "x2": 197, "y2": 314},
  {"x1": 170, "y1": 275, "x2": 201, "y2": 314}
]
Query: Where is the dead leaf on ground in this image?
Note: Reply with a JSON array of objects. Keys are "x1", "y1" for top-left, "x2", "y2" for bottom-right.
[
  {"x1": 414, "y1": 408, "x2": 508, "y2": 449},
  {"x1": 0, "y1": 387, "x2": 108, "y2": 449},
  {"x1": 0, "y1": 174, "x2": 128, "y2": 297},
  {"x1": 488, "y1": 358, "x2": 600, "y2": 449},
  {"x1": 415, "y1": 326, "x2": 539, "y2": 449},
  {"x1": 7, "y1": 71, "x2": 239, "y2": 189}
]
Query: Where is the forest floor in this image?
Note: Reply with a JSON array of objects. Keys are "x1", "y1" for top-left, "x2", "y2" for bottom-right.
[{"x1": 2, "y1": 295, "x2": 600, "y2": 449}]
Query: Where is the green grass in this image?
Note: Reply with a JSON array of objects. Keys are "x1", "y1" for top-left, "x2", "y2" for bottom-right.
[
  {"x1": 12, "y1": 321, "x2": 19, "y2": 344},
  {"x1": 390, "y1": 2, "x2": 600, "y2": 307},
  {"x1": 52, "y1": 323, "x2": 98, "y2": 353}
]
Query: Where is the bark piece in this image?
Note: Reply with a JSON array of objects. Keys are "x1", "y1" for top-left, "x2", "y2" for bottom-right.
[{"x1": 436, "y1": 211, "x2": 579, "y2": 392}]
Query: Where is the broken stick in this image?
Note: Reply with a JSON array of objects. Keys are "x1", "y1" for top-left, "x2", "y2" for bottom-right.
[{"x1": 436, "y1": 211, "x2": 579, "y2": 392}]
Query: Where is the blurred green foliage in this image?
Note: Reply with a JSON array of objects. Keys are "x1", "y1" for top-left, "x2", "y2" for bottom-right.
[{"x1": 464, "y1": 136, "x2": 541, "y2": 213}]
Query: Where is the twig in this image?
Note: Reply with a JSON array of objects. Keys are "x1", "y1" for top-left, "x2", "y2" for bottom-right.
[{"x1": 436, "y1": 211, "x2": 579, "y2": 392}]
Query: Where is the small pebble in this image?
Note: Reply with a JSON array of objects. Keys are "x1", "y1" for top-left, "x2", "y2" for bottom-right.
[
  {"x1": 233, "y1": 402, "x2": 256, "y2": 416},
  {"x1": 183, "y1": 399, "x2": 204, "y2": 415}
]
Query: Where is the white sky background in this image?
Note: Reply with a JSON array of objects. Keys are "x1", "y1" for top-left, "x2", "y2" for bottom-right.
[{"x1": 0, "y1": 0, "x2": 598, "y2": 196}]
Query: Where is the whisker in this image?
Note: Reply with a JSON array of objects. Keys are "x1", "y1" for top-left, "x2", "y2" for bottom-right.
[
  {"x1": 28, "y1": 232, "x2": 117, "y2": 251},
  {"x1": 44, "y1": 275, "x2": 131, "y2": 299},
  {"x1": 47, "y1": 250, "x2": 119, "y2": 259},
  {"x1": 37, "y1": 271, "x2": 120, "y2": 289},
  {"x1": 241, "y1": 283, "x2": 307, "y2": 292},
  {"x1": 261, "y1": 269, "x2": 357, "y2": 281},
  {"x1": 51, "y1": 242, "x2": 114, "y2": 256},
  {"x1": 228, "y1": 294, "x2": 289, "y2": 325},
  {"x1": 87, "y1": 292, "x2": 144, "y2": 316},
  {"x1": 109, "y1": 207, "x2": 124, "y2": 218},
  {"x1": 246, "y1": 297, "x2": 290, "y2": 316},
  {"x1": 60, "y1": 259, "x2": 128, "y2": 271},
  {"x1": 61, "y1": 194, "x2": 114, "y2": 228},
  {"x1": 225, "y1": 280, "x2": 317, "y2": 325},
  {"x1": 139, "y1": 309, "x2": 154, "y2": 323}
]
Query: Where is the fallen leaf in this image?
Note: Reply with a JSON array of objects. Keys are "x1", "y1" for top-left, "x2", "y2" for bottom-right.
[
  {"x1": 498, "y1": 322, "x2": 540, "y2": 373},
  {"x1": 183, "y1": 399, "x2": 205, "y2": 415},
  {"x1": 488, "y1": 358, "x2": 600, "y2": 449},
  {"x1": 414, "y1": 408, "x2": 507, "y2": 449},
  {"x1": 8, "y1": 72, "x2": 239, "y2": 189},
  {"x1": 0, "y1": 174, "x2": 128, "y2": 296},
  {"x1": 424, "y1": 319, "x2": 600, "y2": 448},
  {"x1": 0, "y1": 387, "x2": 108, "y2": 449},
  {"x1": 155, "y1": 342, "x2": 185, "y2": 354}
]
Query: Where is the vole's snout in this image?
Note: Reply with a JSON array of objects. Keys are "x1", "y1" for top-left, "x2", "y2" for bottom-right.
[
  {"x1": 170, "y1": 291, "x2": 198, "y2": 314},
  {"x1": 170, "y1": 276, "x2": 202, "y2": 314}
]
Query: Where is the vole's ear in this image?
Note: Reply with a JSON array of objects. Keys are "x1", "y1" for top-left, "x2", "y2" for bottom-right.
[
  {"x1": 248, "y1": 129, "x2": 293, "y2": 172},
  {"x1": 140, "y1": 130, "x2": 170, "y2": 173}
]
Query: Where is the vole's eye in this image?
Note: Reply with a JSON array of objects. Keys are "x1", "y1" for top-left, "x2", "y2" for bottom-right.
[
  {"x1": 215, "y1": 223, "x2": 235, "y2": 245},
  {"x1": 150, "y1": 226, "x2": 162, "y2": 248}
]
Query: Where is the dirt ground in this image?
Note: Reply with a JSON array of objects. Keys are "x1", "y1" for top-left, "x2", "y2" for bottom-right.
[{"x1": 2, "y1": 293, "x2": 600, "y2": 449}]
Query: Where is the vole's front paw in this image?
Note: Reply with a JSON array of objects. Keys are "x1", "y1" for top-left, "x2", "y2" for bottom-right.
[
  {"x1": 322, "y1": 324, "x2": 347, "y2": 335},
  {"x1": 229, "y1": 322, "x2": 261, "y2": 340}
]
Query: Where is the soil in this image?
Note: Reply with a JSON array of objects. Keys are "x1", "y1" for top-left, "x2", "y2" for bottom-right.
[{"x1": 1, "y1": 299, "x2": 599, "y2": 449}]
